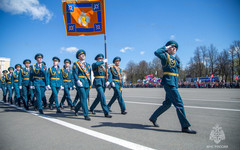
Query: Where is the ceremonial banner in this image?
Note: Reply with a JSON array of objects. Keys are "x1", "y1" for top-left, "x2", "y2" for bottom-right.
[{"x1": 62, "y1": 0, "x2": 106, "y2": 36}]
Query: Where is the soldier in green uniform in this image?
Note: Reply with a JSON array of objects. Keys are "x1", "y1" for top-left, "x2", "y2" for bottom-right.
[
  {"x1": 19, "y1": 59, "x2": 32, "y2": 110},
  {"x1": 59, "y1": 59, "x2": 75, "y2": 110},
  {"x1": 6, "y1": 67, "x2": 14, "y2": 104},
  {"x1": 41, "y1": 61, "x2": 47, "y2": 107},
  {"x1": 0, "y1": 70, "x2": 8, "y2": 102},
  {"x1": 89, "y1": 54, "x2": 112, "y2": 118},
  {"x1": 13, "y1": 64, "x2": 22, "y2": 106},
  {"x1": 47, "y1": 57, "x2": 63, "y2": 113},
  {"x1": 72, "y1": 92, "x2": 79, "y2": 107},
  {"x1": 107, "y1": 57, "x2": 127, "y2": 115},
  {"x1": 73, "y1": 49, "x2": 91, "y2": 121},
  {"x1": 30, "y1": 53, "x2": 47, "y2": 114},
  {"x1": 149, "y1": 40, "x2": 197, "y2": 134}
]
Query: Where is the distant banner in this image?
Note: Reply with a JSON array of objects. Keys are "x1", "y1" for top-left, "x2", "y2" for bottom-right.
[{"x1": 62, "y1": 0, "x2": 106, "y2": 36}]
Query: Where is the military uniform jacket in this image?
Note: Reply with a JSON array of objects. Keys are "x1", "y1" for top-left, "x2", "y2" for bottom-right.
[
  {"x1": 61, "y1": 67, "x2": 74, "y2": 88},
  {"x1": 30, "y1": 63, "x2": 47, "y2": 86},
  {"x1": 19, "y1": 68, "x2": 31, "y2": 86},
  {"x1": 5, "y1": 73, "x2": 13, "y2": 87},
  {"x1": 154, "y1": 46, "x2": 180, "y2": 87},
  {"x1": 47, "y1": 66, "x2": 63, "y2": 87},
  {"x1": 73, "y1": 61, "x2": 91, "y2": 88},
  {"x1": 92, "y1": 61, "x2": 112, "y2": 87},
  {"x1": 110, "y1": 65, "x2": 123, "y2": 87},
  {"x1": 13, "y1": 71, "x2": 20, "y2": 86},
  {"x1": 0, "y1": 76, "x2": 6, "y2": 87}
]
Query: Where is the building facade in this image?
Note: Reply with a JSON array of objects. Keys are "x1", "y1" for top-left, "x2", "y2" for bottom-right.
[{"x1": 0, "y1": 57, "x2": 11, "y2": 77}]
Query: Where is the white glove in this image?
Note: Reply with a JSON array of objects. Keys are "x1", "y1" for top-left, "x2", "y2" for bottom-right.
[
  {"x1": 165, "y1": 45, "x2": 172, "y2": 50},
  {"x1": 60, "y1": 86, "x2": 64, "y2": 90},
  {"x1": 73, "y1": 85, "x2": 76, "y2": 89},
  {"x1": 103, "y1": 59, "x2": 108, "y2": 63},
  {"x1": 11, "y1": 87, "x2": 14, "y2": 89},
  {"x1": 5, "y1": 87, "x2": 7, "y2": 90},
  {"x1": 111, "y1": 82, "x2": 115, "y2": 87},
  {"x1": 19, "y1": 86, "x2": 22, "y2": 89},
  {"x1": 47, "y1": 85, "x2": 51, "y2": 90},
  {"x1": 105, "y1": 81, "x2": 110, "y2": 87},
  {"x1": 30, "y1": 86, "x2": 34, "y2": 89},
  {"x1": 77, "y1": 80, "x2": 83, "y2": 87}
]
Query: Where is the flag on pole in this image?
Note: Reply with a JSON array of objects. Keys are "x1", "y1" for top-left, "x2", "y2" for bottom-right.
[
  {"x1": 62, "y1": 0, "x2": 106, "y2": 36},
  {"x1": 235, "y1": 76, "x2": 239, "y2": 81}
]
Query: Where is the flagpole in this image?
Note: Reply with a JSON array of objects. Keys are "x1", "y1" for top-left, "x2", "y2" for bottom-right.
[
  {"x1": 103, "y1": 0, "x2": 108, "y2": 81},
  {"x1": 104, "y1": 33, "x2": 108, "y2": 81}
]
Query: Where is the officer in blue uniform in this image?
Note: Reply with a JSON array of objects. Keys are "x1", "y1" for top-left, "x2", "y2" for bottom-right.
[
  {"x1": 72, "y1": 92, "x2": 79, "y2": 107},
  {"x1": 41, "y1": 61, "x2": 47, "y2": 107},
  {"x1": 149, "y1": 40, "x2": 197, "y2": 134},
  {"x1": 1, "y1": 70, "x2": 8, "y2": 102},
  {"x1": 60, "y1": 59, "x2": 75, "y2": 110},
  {"x1": 47, "y1": 57, "x2": 63, "y2": 113},
  {"x1": 30, "y1": 53, "x2": 47, "y2": 114},
  {"x1": 19, "y1": 59, "x2": 32, "y2": 110},
  {"x1": 73, "y1": 49, "x2": 91, "y2": 121},
  {"x1": 89, "y1": 54, "x2": 112, "y2": 118},
  {"x1": 13, "y1": 64, "x2": 22, "y2": 106},
  {"x1": 6, "y1": 67, "x2": 14, "y2": 104},
  {"x1": 107, "y1": 57, "x2": 127, "y2": 115}
]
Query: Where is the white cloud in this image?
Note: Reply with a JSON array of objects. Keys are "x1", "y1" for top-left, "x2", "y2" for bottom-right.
[
  {"x1": 60, "y1": 47, "x2": 78, "y2": 53},
  {"x1": 0, "y1": 0, "x2": 53, "y2": 23},
  {"x1": 120, "y1": 47, "x2": 133, "y2": 53},
  {"x1": 140, "y1": 51, "x2": 145, "y2": 55},
  {"x1": 170, "y1": 35, "x2": 175, "y2": 39},
  {"x1": 195, "y1": 38, "x2": 202, "y2": 42}
]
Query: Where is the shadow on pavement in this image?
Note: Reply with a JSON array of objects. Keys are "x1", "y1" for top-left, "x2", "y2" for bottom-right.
[{"x1": 91, "y1": 122, "x2": 182, "y2": 133}]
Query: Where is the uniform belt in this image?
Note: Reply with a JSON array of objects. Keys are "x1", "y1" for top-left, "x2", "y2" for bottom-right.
[
  {"x1": 51, "y1": 78, "x2": 60, "y2": 80},
  {"x1": 14, "y1": 80, "x2": 18, "y2": 81},
  {"x1": 7, "y1": 82, "x2": 11, "y2": 83},
  {"x1": 34, "y1": 76, "x2": 44, "y2": 79},
  {"x1": 78, "y1": 75, "x2": 87, "y2": 78},
  {"x1": 63, "y1": 79, "x2": 71, "y2": 82},
  {"x1": 163, "y1": 72, "x2": 179, "y2": 77},
  {"x1": 23, "y1": 78, "x2": 29, "y2": 80},
  {"x1": 95, "y1": 76, "x2": 106, "y2": 79},
  {"x1": 113, "y1": 79, "x2": 120, "y2": 82}
]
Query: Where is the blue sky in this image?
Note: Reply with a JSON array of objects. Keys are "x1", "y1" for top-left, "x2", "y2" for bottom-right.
[{"x1": 0, "y1": 0, "x2": 240, "y2": 69}]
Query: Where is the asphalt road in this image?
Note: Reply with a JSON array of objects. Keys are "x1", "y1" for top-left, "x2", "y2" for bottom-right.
[{"x1": 0, "y1": 88, "x2": 240, "y2": 150}]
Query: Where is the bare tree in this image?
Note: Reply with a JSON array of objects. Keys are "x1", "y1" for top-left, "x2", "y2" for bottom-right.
[
  {"x1": 200, "y1": 46, "x2": 208, "y2": 75},
  {"x1": 193, "y1": 47, "x2": 203, "y2": 77},
  {"x1": 208, "y1": 44, "x2": 218, "y2": 75},
  {"x1": 217, "y1": 49, "x2": 230, "y2": 82},
  {"x1": 125, "y1": 61, "x2": 137, "y2": 83},
  {"x1": 232, "y1": 41, "x2": 240, "y2": 75}
]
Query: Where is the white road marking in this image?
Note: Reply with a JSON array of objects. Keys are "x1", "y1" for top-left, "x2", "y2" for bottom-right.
[
  {"x1": 112, "y1": 96, "x2": 240, "y2": 103},
  {"x1": 0, "y1": 101, "x2": 156, "y2": 150},
  {"x1": 123, "y1": 100, "x2": 240, "y2": 112}
]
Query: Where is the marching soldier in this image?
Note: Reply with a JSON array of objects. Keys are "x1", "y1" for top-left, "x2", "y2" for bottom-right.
[
  {"x1": 73, "y1": 49, "x2": 91, "y2": 121},
  {"x1": 59, "y1": 59, "x2": 75, "y2": 110},
  {"x1": 1, "y1": 70, "x2": 8, "y2": 102},
  {"x1": 41, "y1": 61, "x2": 47, "y2": 107},
  {"x1": 107, "y1": 57, "x2": 127, "y2": 115},
  {"x1": 149, "y1": 40, "x2": 197, "y2": 134},
  {"x1": 72, "y1": 93, "x2": 79, "y2": 107},
  {"x1": 47, "y1": 57, "x2": 63, "y2": 113},
  {"x1": 89, "y1": 54, "x2": 112, "y2": 118},
  {"x1": 13, "y1": 64, "x2": 22, "y2": 106},
  {"x1": 30, "y1": 53, "x2": 47, "y2": 114},
  {"x1": 19, "y1": 59, "x2": 32, "y2": 110},
  {"x1": 6, "y1": 67, "x2": 14, "y2": 104}
]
